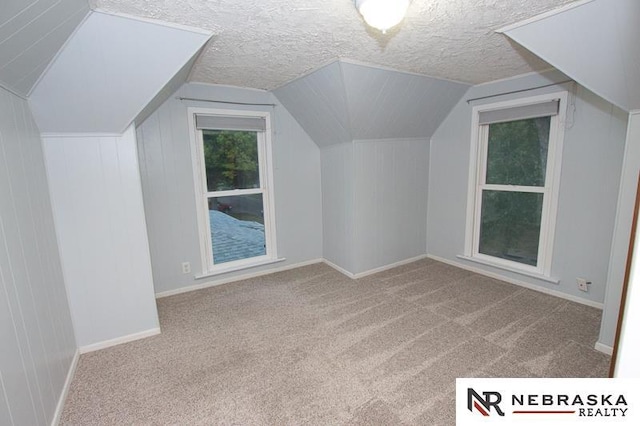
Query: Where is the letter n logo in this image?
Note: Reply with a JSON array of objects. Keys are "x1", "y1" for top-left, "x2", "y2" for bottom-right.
[{"x1": 467, "y1": 388, "x2": 505, "y2": 416}]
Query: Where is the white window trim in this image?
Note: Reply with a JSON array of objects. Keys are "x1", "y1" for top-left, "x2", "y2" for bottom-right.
[
  {"x1": 187, "y1": 107, "x2": 278, "y2": 276},
  {"x1": 463, "y1": 91, "x2": 568, "y2": 278}
]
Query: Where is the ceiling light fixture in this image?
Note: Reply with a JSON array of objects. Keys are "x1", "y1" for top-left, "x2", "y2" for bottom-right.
[{"x1": 355, "y1": 0, "x2": 411, "y2": 34}]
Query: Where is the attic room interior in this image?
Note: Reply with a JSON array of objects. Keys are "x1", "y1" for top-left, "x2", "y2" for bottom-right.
[{"x1": 1, "y1": 0, "x2": 639, "y2": 424}]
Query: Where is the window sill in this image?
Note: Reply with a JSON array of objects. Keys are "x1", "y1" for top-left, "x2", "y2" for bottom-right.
[
  {"x1": 195, "y1": 257, "x2": 286, "y2": 279},
  {"x1": 456, "y1": 255, "x2": 560, "y2": 284}
]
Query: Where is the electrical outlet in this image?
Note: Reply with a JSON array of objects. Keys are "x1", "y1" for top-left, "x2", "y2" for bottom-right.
[
  {"x1": 576, "y1": 277, "x2": 590, "y2": 292},
  {"x1": 181, "y1": 262, "x2": 191, "y2": 274}
]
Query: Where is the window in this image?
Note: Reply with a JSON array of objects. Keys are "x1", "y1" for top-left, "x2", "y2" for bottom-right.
[
  {"x1": 464, "y1": 92, "x2": 567, "y2": 277},
  {"x1": 189, "y1": 108, "x2": 277, "y2": 275}
]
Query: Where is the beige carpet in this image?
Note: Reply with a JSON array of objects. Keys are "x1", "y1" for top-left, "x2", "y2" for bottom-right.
[{"x1": 60, "y1": 259, "x2": 610, "y2": 425}]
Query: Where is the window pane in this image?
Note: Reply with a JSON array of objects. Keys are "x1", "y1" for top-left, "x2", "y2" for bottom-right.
[
  {"x1": 486, "y1": 117, "x2": 550, "y2": 186},
  {"x1": 209, "y1": 194, "x2": 265, "y2": 265},
  {"x1": 203, "y1": 130, "x2": 260, "y2": 192},
  {"x1": 479, "y1": 190, "x2": 543, "y2": 267}
]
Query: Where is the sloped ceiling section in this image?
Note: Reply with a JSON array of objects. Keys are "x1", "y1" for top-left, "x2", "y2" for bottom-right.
[
  {"x1": 341, "y1": 61, "x2": 469, "y2": 141},
  {"x1": 29, "y1": 11, "x2": 212, "y2": 134},
  {"x1": 0, "y1": 0, "x2": 89, "y2": 97},
  {"x1": 500, "y1": 0, "x2": 640, "y2": 112},
  {"x1": 274, "y1": 60, "x2": 469, "y2": 147},
  {"x1": 273, "y1": 61, "x2": 352, "y2": 147},
  {"x1": 134, "y1": 45, "x2": 206, "y2": 127}
]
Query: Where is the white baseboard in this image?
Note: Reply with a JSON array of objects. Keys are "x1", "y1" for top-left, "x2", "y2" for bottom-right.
[
  {"x1": 51, "y1": 349, "x2": 79, "y2": 426},
  {"x1": 595, "y1": 342, "x2": 613, "y2": 356},
  {"x1": 155, "y1": 258, "x2": 324, "y2": 298},
  {"x1": 427, "y1": 254, "x2": 604, "y2": 309},
  {"x1": 353, "y1": 255, "x2": 430, "y2": 279},
  {"x1": 158, "y1": 255, "x2": 430, "y2": 300},
  {"x1": 323, "y1": 254, "x2": 430, "y2": 279},
  {"x1": 79, "y1": 327, "x2": 161, "y2": 354},
  {"x1": 322, "y1": 259, "x2": 356, "y2": 278}
]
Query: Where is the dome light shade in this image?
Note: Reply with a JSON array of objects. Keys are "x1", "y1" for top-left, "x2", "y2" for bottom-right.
[{"x1": 356, "y1": 0, "x2": 411, "y2": 33}]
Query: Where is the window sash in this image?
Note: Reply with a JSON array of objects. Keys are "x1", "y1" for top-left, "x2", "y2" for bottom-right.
[
  {"x1": 189, "y1": 108, "x2": 276, "y2": 275},
  {"x1": 464, "y1": 92, "x2": 567, "y2": 279},
  {"x1": 472, "y1": 119, "x2": 555, "y2": 274},
  {"x1": 199, "y1": 130, "x2": 271, "y2": 270}
]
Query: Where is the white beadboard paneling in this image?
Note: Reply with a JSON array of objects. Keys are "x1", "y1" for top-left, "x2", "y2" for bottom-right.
[
  {"x1": 29, "y1": 11, "x2": 211, "y2": 134},
  {"x1": 0, "y1": 0, "x2": 89, "y2": 97},
  {"x1": 427, "y1": 71, "x2": 628, "y2": 308},
  {"x1": 501, "y1": 0, "x2": 640, "y2": 111},
  {"x1": 342, "y1": 62, "x2": 469, "y2": 141},
  {"x1": 274, "y1": 60, "x2": 469, "y2": 148},
  {"x1": 321, "y1": 138, "x2": 430, "y2": 276},
  {"x1": 43, "y1": 126, "x2": 160, "y2": 348},
  {"x1": 273, "y1": 61, "x2": 352, "y2": 147},
  {"x1": 0, "y1": 369, "x2": 13, "y2": 425},
  {"x1": 0, "y1": 86, "x2": 76, "y2": 426},
  {"x1": 353, "y1": 138, "x2": 429, "y2": 274},
  {"x1": 136, "y1": 83, "x2": 323, "y2": 295},
  {"x1": 321, "y1": 143, "x2": 355, "y2": 273}
]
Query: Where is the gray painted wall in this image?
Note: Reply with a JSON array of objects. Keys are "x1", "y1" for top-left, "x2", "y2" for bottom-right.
[
  {"x1": 321, "y1": 143, "x2": 355, "y2": 272},
  {"x1": 353, "y1": 139, "x2": 429, "y2": 274},
  {"x1": 321, "y1": 138, "x2": 429, "y2": 276},
  {"x1": 427, "y1": 70, "x2": 628, "y2": 304},
  {"x1": 136, "y1": 83, "x2": 323, "y2": 294},
  {"x1": 0, "y1": 87, "x2": 76, "y2": 425},
  {"x1": 599, "y1": 112, "x2": 640, "y2": 348}
]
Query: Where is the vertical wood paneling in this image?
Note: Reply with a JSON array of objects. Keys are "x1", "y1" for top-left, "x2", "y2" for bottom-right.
[
  {"x1": 321, "y1": 138, "x2": 429, "y2": 276},
  {"x1": 0, "y1": 87, "x2": 76, "y2": 425},
  {"x1": 353, "y1": 139, "x2": 429, "y2": 274},
  {"x1": 43, "y1": 128, "x2": 160, "y2": 349},
  {"x1": 341, "y1": 61, "x2": 469, "y2": 141},
  {"x1": 0, "y1": 0, "x2": 89, "y2": 96},
  {"x1": 273, "y1": 61, "x2": 352, "y2": 147},
  {"x1": 321, "y1": 143, "x2": 355, "y2": 272},
  {"x1": 274, "y1": 60, "x2": 469, "y2": 148},
  {"x1": 0, "y1": 370, "x2": 14, "y2": 425}
]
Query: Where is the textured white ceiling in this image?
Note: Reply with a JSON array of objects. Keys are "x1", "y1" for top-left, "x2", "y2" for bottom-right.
[{"x1": 92, "y1": 0, "x2": 577, "y2": 90}]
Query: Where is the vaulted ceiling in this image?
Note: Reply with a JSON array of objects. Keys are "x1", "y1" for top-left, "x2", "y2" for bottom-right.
[
  {"x1": 91, "y1": 0, "x2": 578, "y2": 90},
  {"x1": 2, "y1": 0, "x2": 582, "y2": 97},
  {"x1": 4, "y1": 0, "x2": 637, "y2": 142}
]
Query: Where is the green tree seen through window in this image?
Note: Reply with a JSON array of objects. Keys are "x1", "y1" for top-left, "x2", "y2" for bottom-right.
[
  {"x1": 202, "y1": 130, "x2": 259, "y2": 192},
  {"x1": 479, "y1": 117, "x2": 551, "y2": 266}
]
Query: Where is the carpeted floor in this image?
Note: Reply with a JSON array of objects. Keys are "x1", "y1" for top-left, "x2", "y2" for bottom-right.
[{"x1": 60, "y1": 259, "x2": 610, "y2": 425}]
